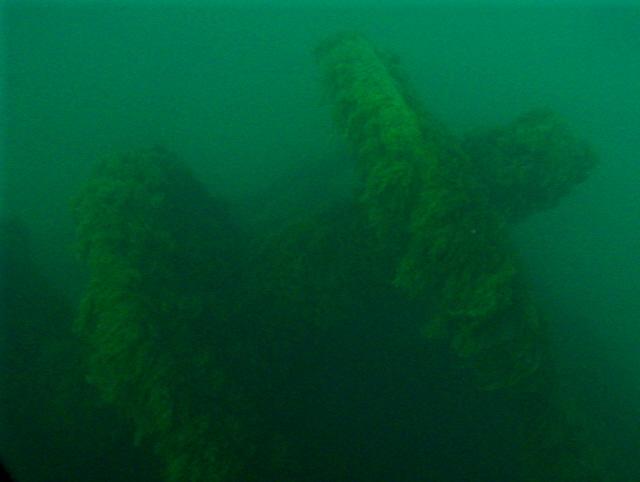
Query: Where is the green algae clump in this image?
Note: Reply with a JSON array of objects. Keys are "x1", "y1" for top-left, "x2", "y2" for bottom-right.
[{"x1": 73, "y1": 147, "x2": 259, "y2": 482}]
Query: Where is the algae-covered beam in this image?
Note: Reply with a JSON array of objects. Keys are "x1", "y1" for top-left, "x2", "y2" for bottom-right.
[
  {"x1": 315, "y1": 32, "x2": 606, "y2": 481},
  {"x1": 464, "y1": 108, "x2": 597, "y2": 223},
  {"x1": 73, "y1": 147, "x2": 261, "y2": 482},
  {"x1": 315, "y1": 33, "x2": 427, "y2": 249},
  {"x1": 316, "y1": 32, "x2": 542, "y2": 389}
]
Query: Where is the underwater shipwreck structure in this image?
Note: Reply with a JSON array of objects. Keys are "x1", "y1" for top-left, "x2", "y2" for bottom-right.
[{"x1": 65, "y1": 33, "x2": 604, "y2": 481}]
